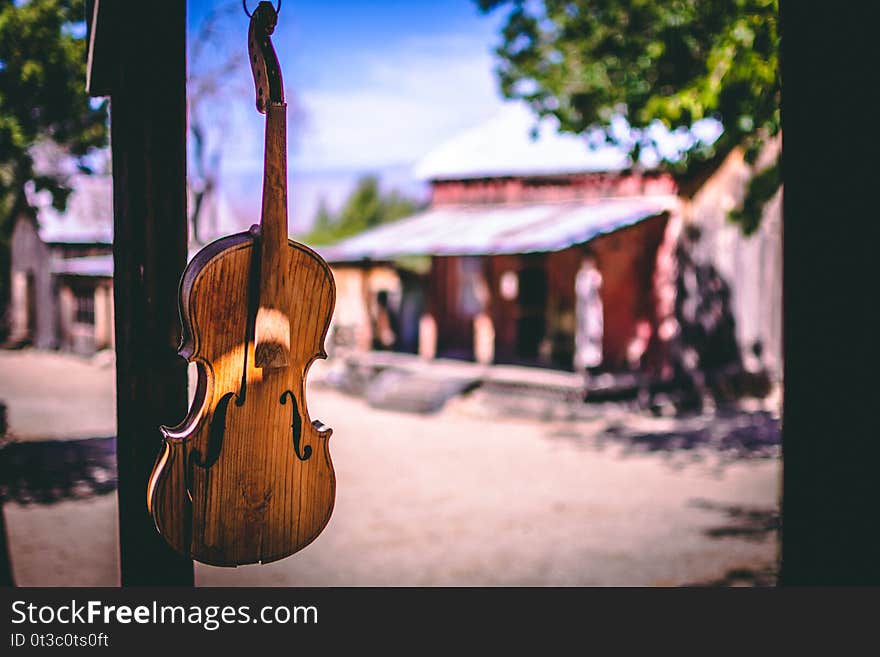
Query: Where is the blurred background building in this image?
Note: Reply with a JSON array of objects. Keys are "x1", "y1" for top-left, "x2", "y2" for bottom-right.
[
  {"x1": 8, "y1": 175, "x2": 113, "y2": 354},
  {"x1": 5, "y1": 103, "x2": 782, "y2": 401},
  {"x1": 318, "y1": 105, "x2": 782, "y2": 397}
]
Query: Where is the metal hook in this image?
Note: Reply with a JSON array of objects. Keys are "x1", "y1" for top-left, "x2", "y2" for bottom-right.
[{"x1": 242, "y1": 0, "x2": 281, "y2": 18}]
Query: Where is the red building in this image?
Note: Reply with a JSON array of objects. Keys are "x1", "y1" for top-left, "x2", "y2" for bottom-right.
[{"x1": 321, "y1": 105, "x2": 684, "y2": 375}]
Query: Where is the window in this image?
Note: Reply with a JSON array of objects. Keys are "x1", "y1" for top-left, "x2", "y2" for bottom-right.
[{"x1": 74, "y1": 289, "x2": 95, "y2": 325}]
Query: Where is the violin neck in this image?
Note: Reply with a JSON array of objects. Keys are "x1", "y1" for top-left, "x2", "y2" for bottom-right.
[
  {"x1": 254, "y1": 101, "x2": 291, "y2": 369},
  {"x1": 260, "y1": 102, "x2": 288, "y2": 257}
]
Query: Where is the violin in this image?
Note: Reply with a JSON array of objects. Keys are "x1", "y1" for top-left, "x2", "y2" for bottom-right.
[{"x1": 148, "y1": 1, "x2": 336, "y2": 567}]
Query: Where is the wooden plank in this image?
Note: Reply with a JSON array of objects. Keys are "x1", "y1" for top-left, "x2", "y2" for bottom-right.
[{"x1": 95, "y1": 0, "x2": 193, "y2": 585}]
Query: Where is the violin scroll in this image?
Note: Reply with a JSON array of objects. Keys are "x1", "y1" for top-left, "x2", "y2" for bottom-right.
[{"x1": 248, "y1": 1, "x2": 283, "y2": 113}]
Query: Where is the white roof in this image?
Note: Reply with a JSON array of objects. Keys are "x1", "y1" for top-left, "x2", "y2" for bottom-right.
[
  {"x1": 414, "y1": 103, "x2": 723, "y2": 182},
  {"x1": 46, "y1": 244, "x2": 249, "y2": 280},
  {"x1": 26, "y1": 175, "x2": 114, "y2": 244},
  {"x1": 52, "y1": 255, "x2": 113, "y2": 277},
  {"x1": 25, "y1": 171, "x2": 247, "y2": 248},
  {"x1": 415, "y1": 104, "x2": 629, "y2": 181}
]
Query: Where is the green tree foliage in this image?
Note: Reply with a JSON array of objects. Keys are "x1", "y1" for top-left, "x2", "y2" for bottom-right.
[
  {"x1": 477, "y1": 0, "x2": 780, "y2": 233},
  {"x1": 0, "y1": 0, "x2": 108, "y2": 331},
  {"x1": 301, "y1": 175, "x2": 422, "y2": 245}
]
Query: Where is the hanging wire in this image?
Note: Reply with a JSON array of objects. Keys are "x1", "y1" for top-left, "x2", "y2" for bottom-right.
[{"x1": 242, "y1": 0, "x2": 281, "y2": 18}]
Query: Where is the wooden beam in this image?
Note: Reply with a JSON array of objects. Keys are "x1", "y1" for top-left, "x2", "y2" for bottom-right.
[
  {"x1": 89, "y1": 1, "x2": 193, "y2": 585},
  {"x1": 779, "y1": 2, "x2": 880, "y2": 585},
  {"x1": 84, "y1": 0, "x2": 117, "y2": 97},
  {"x1": 0, "y1": 402, "x2": 12, "y2": 584}
]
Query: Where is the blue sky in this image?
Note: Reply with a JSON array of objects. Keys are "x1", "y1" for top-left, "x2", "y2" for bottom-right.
[{"x1": 187, "y1": 1, "x2": 510, "y2": 231}]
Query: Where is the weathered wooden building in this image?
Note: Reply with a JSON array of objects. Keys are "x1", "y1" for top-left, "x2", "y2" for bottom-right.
[
  {"x1": 320, "y1": 104, "x2": 782, "y2": 382},
  {"x1": 8, "y1": 175, "x2": 114, "y2": 354},
  {"x1": 320, "y1": 107, "x2": 680, "y2": 373},
  {"x1": 684, "y1": 138, "x2": 783, "y2": 379},
  {"x1": 6, "y1": 172, "x2": 245, "y2": 356},
  {"x1": 323, "y1": 194, "x2": 677, "y2": 373}
]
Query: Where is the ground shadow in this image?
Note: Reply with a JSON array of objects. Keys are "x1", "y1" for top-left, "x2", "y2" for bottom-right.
[
  {"x1": 608, "y1": 409, "x2": 780, "y2": 459},
  {"x1": 0, "y1": 437, "x2": 117, "y2": 504},
  {"x1": 681, "y1": 498, "x2": 780, "y2": 586},
  {"x1": 689, "y1": 498, "x2": 780, "y2": 541},
  {"x1": 686, "y1": 565, "x2": 778, "y2": 587}
]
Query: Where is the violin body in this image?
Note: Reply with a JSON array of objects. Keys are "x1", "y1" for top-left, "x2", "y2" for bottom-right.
[
  {"x1": 148, "y1": 231, "x2": 336, "y2": 566},
  {"x1": 148, "y1": 2, "x2": 337, "y2": 566}
]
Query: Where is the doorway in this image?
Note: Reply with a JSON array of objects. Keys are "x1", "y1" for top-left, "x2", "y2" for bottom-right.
[{"x1": 515, "y1": 264, "x2": 547, "y2": 360}]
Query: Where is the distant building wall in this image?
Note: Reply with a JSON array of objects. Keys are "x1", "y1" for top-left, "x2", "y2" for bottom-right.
[
  {"x1": 430, "y1": 171, "x2": 676, "y2": 206},
  {"x1": 9, "y1": 214, "x2": 115, "y2": 354},
  {"x1": 9, "y1": 216, "x2": 57, "y2": 348},
  {"x1": 328, "y1": 264, "x2": 400, "y2": 353},
  {"x1": 588, "y1": 212, "x2": 671, "y2": 371},
  {"x1": 428, "y1": 256, "x2": 479, "y2": 360},
  {"x1": 686, "y1": 142, "x2": 783, "y2": 378},
  {"x1": 56, "y1": 277, "x2": 114, "y2": 354},
  {"x1": 425, "y1": 212, "x2": 671, "y2": 371},
  {"x1": 94, "y1": 283, "x2": 114, "y2": 349}
]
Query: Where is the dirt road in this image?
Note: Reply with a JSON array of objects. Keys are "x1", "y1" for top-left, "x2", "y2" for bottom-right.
[{"x1": 0, "y1": 349, "x2": 780, "y2": 586}]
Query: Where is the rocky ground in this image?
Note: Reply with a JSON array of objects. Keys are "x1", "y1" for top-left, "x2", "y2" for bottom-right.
[{"x1": 0, "y1": 349, "x2": 780, "y2": 586}]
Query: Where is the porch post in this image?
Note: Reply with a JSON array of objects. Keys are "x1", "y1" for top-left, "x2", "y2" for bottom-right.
[
  {"x1": 87, "y1": 0, "x2": 194, "y2": 585},
  {"x1": 779, "y1": 2, "x2": 880, "y2": 584}
]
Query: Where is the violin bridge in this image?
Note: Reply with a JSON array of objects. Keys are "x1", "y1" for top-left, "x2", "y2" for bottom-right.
[{"x1": 254, "y1": 306, "x2": 290, "y2": 368}]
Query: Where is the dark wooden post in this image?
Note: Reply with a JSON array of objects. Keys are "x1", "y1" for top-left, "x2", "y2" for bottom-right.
[
  {"x1": 0, "y1": 511, "x2": 12, "y2": 586},
  {"x1": 0, "y1": 402, "x2": 12, "y2": 585},
  {"x1": 87, "y1": 0, "x2": 194, "y2": 585},
  {"x1": 779, "y1": 3, "x2": 880, "y2": 584}
]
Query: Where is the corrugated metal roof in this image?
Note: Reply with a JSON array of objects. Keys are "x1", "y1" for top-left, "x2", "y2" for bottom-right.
[
  {"x1": 26, "y1": 173, "x2": 245, "y2": 247},
  {"x1": 46, "y1": 245, "x2": 251, "y2": 279},
  {"x1": 317, "y1": 196, "x2": 676, "y2": 263},
  {"x1": 52, "y1": 255, "x2": 113, "y2": 277}
]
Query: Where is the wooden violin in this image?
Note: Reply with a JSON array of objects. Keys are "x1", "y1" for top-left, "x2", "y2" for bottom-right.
[{"x1": 148, "y1": 1, "x2": 336, "y2": 567}]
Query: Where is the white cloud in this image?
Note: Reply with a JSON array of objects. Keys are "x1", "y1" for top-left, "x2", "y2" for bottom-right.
[
  {"x1": 291, "y1": 33, "x2": 506, "y2": 171},
  {"x1": 216, "y1": 30, "x2": 506, "y2": 178}
]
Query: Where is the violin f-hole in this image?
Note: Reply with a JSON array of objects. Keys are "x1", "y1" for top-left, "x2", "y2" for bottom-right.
[
  {"x1": 193, "y1": 391, "x2": 237, "y2": 474},
  {"x1": 280, "y1": 390, "x2": 311, "y2": 461}
]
